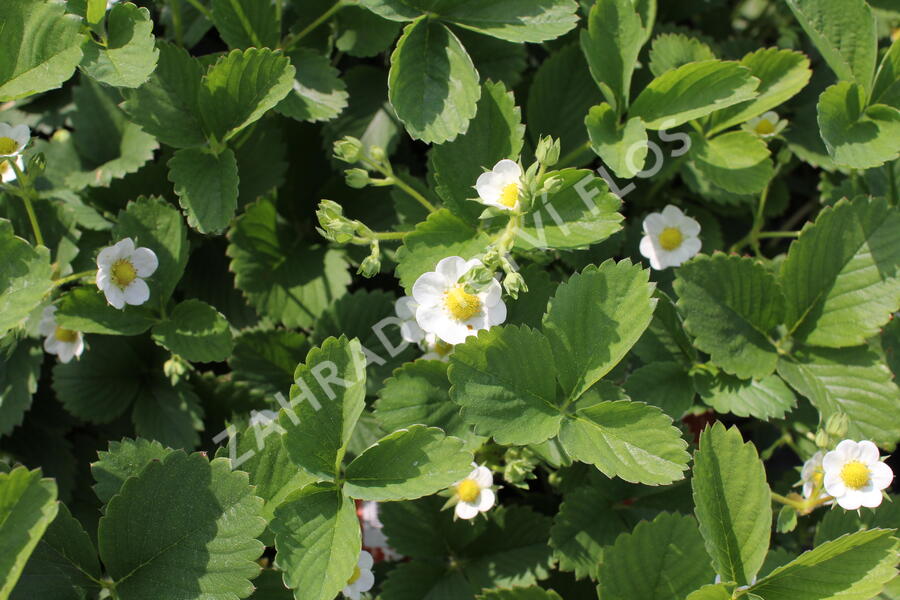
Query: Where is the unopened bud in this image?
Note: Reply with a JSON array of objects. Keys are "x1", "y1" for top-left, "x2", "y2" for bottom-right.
[
  {"x1": 344, "y1": 168, "x2": 370, "y2": 189},
  {"x1": 535, "y1": 136, "x2": 561, "y2": 166},
  {"x1": 369, "y1": 145, "x2": 386, "y2": 163},
  {"x1": 26, "y1": 152, "x2": 46, "y2": 176},
  {"x1": 815, "y1": 429, "x2": 831, "y2": 450},
  {"x1": 358, "y1": 254, "x2": 381, "y2": 277},
  {"x1": 825, "y1": 412, "x2": 850, "y2": 439},
  {"x1": 503, "y1": 271, "x2": 527, "y2": 299},
  {"x1": 540, "y1": 175, "x2": 565, "y2": 196},
  {"x1": 316, "y1": 200, "x2": 358, "y2": 244},
  {"x1": 464, "y1": 265, "x2": 496, "y2": 292},
  {"x1": 333, "y1": 136, "x2": 363, "y2": 163}
]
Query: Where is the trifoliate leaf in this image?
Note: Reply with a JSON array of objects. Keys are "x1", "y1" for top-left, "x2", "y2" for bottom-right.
[
  {"x1": 228, "y1": 198, "x2": 351, "y2": 329},
  {"x1": 580, "y1": 0, "x2": 645, "y2": 113},
  {"x1": 431, "y1": 80, "x2": 525, "y2": 223},
  {"x1": 271, "y1": 483, "x2": 361, "y2": 600},
  {"x1": 92, "y1": 437, "x2": 173, "y2": 505},
  {"x1": 542, "y1": 260, "x2": 655, "y2": 402},
  {"x1": 98, "y1": 452, "x2": 265, "y2": 599},
  {"x1": 693, "y1": 372, "x2": 796, "y2": 421},
  {"x1": 748, "y1": 530, "x2": 900, "y2": 600},
  {"x1": 585, "y1": 104, "x2": 649, "y2": 179},
  {"x1": 280, "y1": 336, "x2": 366, "y2": 481},
  {"x1": 344, "y1": 425, "x2": 473, "y2": 501},
  {"x1": 675, "y1": 254, "x2": 784, "y2": 380},
  {"x1": 0, "y1": 0, "x2": 84, "y2": 101},
  {"x1": 335, "y1": 6, "x2": 402, "y2": 58},
  {"x1": 0, "y1": 341, "x2": 42, "y2": 437},
  {"x1": 449, "y1": 326, "x2": 562, "y2": 446},
  {"x1": 781, "y1": 196, "x2": 900, "y2": 347},
  {"x1": 597, "y1": 513, "x2": 715, "y2": 600},
  {"x1": 55, "y1": 287, "x2": 158, "y2": 336},
  {"x1": 692, "y1": 422, "x2": 771, "y2": 587},
  {"x1": 777, "y1": 345, "x2": 900, "y2": 447},
  {"x1": 687, "y1": 131, "x2": 774, "y2": 195},
  {"x1": 80, "y1": 3, "x2": 159, "y2": 88},
  {"x1": 624, "y1": 361, "x2": 695, "y2": 420},
  {"x1": 0, "y1": 220, "x2": 53, "y2": 338},
  {"x1": 649, "y1": 33, "x2": 716, "y2": 78},
  {"x1": 817, "y1": 82, "x2": 900, "y2": 169},
  {"x1": 276, "y1": 49, "x2": 349, "y2": 123},
  {"x1": 211, "y1": 0, "x2": 279, "y2": 49},
  {"x1": 388, "y1": 18, "x2": 480, "y2": 144},
  {"x1": 168, "y1": 147, "x2": 240, "y2": 235},
  {"x1": 629, "y1": 60, "x2": 759, "y2": 129},
  {"x1": 151, "y1": 299, "x2": 234, "y2": 363},
  {"x1": 0, "y1": 467, "x2": 59, "y2": 599}
]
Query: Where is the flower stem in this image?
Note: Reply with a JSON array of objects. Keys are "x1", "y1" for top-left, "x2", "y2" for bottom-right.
[
  {"x1": 52, "y1": 270, "x2": 96, "y2": 288},
  {"x1": 21, "y1": 196, "x2": 44, "y2": 247},
  {"x1": 757, "y1": 230, "x2": 799, "y2": 239},
  {"x1": 390, "y1": 175, "x2": 438, "y2": 213},
  {"x1": 282, "y1": 0, "x2": 348, "y2": 51}
]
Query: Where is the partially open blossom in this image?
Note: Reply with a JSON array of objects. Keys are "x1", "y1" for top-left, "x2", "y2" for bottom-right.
[
  {"x1": 639, "y1": 204, "x2": 701, "y2": 270},
  {"x1": 800, "y1": 450, "x2": 827, "y2": 500},
  {"x1": 822, "y1": 440, "x2": 893, "y2": 510},
  {"x1": 96, "y1": 238, "x2": 158, "y2": 309},
  {"x1": 359, "y1": 501, "x2": 402, "y2": 562},
  {"x1": 0, "y1": 123, "x2": 29, "y2": 183},
  {"x1": 342, "y1": 550, "x2": 374, "y2": 600},
  {"x1": 475, "y1": 159, "x2": 523, "y2": 211},
  {"x1": 745, "y1": 111, "x2": 785, "y2": 139},
  {"x1": 39, "y1": 305, "x2": 84, "y2": 363},
  {"x1": 452, "y1": 464, "x2": 495, "y2": 520}
]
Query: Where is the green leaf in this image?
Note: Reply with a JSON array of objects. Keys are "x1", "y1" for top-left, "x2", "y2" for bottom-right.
[
  {"x1": 11, "y1": 503, "x2": 101, "y2": 600},
  {"x1": 271, "y1": 484, "x2": 361, "y2": 600},
  {"x1": 692, "y1": 422, "x2": 771, "y2": 587},
  {"x1": 211, "y1": 0, "x2": 279, "y2": 49},
  {"x1": 431, "y1": 80, "x2": 525, "y2": 223},
  {"x1": 542, "y1": 260, "x2": 655, "y2": 401},
  {"x1": 86, "y1": 0, "x2": 106, "y2": 25},
  {"x1": 98, "y1": 452, "x2": 265, "y2": 599},
  {"x1": 624, "y1": 361, "x2": 695, "y2": 420},
  {"x1": 121, "y1": 41, "x2": 207, "y2": 148},
  {"x1": 786, "y1": 0, "x2": 876, "y2": 93},
  {"x1": 168, "y1": 147, "x2": 240, "y2": 235},
  {"x1": 685, "y1": 585, "x2": 733, "y2": 600},
  {"x1": 597, "y1": 512, "x2": 715, "y2": 600},
  {"x1": 455, "y1": 29, "x2": 528, "y2": 89},
  {"x1": 629, "y1": 60, "x2": 759, "y2": 129},
  {"x1": 376, "y1": 360, "x2": 482, "y2": 449},
  {"x1": 781, "y1": 196, "x2": 900, "y2": 347},
  {"x1": 92, "y1": 437, "x2": 174, "y2": 505},
  {"x1": 229, "y1": 329, "x2": 309, "y2": 395},
  {"x1": 777, "y1": 345, "x2": 900, "y2": 447},
  {"x1": 708, "y1": 48, "x2": 812, "y2": 135},
  {"x1": 276, "y1": 49, "x2": 349, "y2": 123},
  {"x1": 648, "y1": 33, "x2": 716, "y2": 78},
  {"x1": 687, "y1": 131, "x2": 774, "y2": 195},
  {"x1": 394, "y1": 208, "x2": 491, "y2": 293},
  {"x1": 335, "y1": 6, "x2": 403, "y2": 58},
  {"x1": 388, "y1": 18, "x2": 480, "y2": 144},
  {"x1": 817, "y1": 82, "x2": 900, "y2": 169},
  {"x1": 0, "y1": 0, "x2": 84, "y2": 101},
  {"x1": 435, "y1": 0, "x2": 579, "y2": 43},
  {"x1": 517, "y1": 169, "x2": 623, "y2": 251},
  {"x1": 558, "y1": 392, "x2": 690, "y2": 485},
  {"x1": 0, "y1": 341, "x2": 42, "y2": 437},
  {"x1": 112, "y1": 196, "x2": 189, "y2": 307},
  {"x1": 693, "y1": 372, "x2": 796, "y2": 421},
  {"x1": 872, "y1": 38, "x2": 900, "y2": 108},
  {"x1": 674, "y1": 254, "x2": 784, "y2": 380},
  {"x1": 0, "y1": 221, "x2": 53, "y2": 338},
  {"x1": 585, "y1": 104, "x2": 649, "y2": 179},
  {"x1": 478, "y1": 588, "x2": 563, "y2": 600},
  {"x1": 228, "y1": 198, "x2": 350, "y2": 328},
  {"x1": 199, "y1": 48, "x2": 295, "y2": 143},
  {"x1": 344, "y1": 425, "x2": 473, "y2": 501},
  {"x1": 449, "y1": 326, "x2": 562, "y2": 446},
  {"x1": 748, "y1": 530, "x2": 900, "y2": 600},
  {"x1": 55, "y1": 286, "x2": 157, "y2": 336},
  {"x1": 80, "y1": 3, "x2": 159, "y2": 88},
  {"x1": 151, "y1": 299, "x2": 234, "y2": 363},
  {"x1": 358, "y1": 0, "x2": 429, "y2": 21},
  {"x1": 280, "y1": 336, "x2": 367, "y2": 481},
  {"x1": 0, "y1": 467, "x2": 59, "y2": 599},
  {"x1": 580, "y1": 0, "x2": 645, "y2": 113},
  {"x1": 814, "y1": 498, "x2": 900, "y2": 546}
]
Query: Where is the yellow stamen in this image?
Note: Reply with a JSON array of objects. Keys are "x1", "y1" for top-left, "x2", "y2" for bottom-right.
[
  {"x1": 111, "y1": 259, "x2": 137, "y2": 289},
  {"x1": 499, "y1": 183, "x2": 519, "y2": 208},
  {"x1": 755, "y1": 119, "x2": 776, "y2": 136},
  {"x1": 347, "y1": 565, "x2": 362, "y2": 585},
  {"x1": 55, "y1": 327, "x2": 78, "y2": 343},
  {"x1": 444, "y1": 285, "x2": 481, "y2": 321},
  {"x1": 0, "y1": 137, "x2": 18, "y2": 155},
  {"x1": 0, "y1": 160, "x2": 9, "y2": 176},
  {"x1": 433, "y1": 340, "x2": 453, "y2": 357},
  {"x1": 659, "y1": 227, "x2": 683, "y2": 251},
  {"x1": 457, "y1": 479, "x2": 480, "y2": 503},
  {"x1": 840, "y1": 461, "x2": 870, "y2": 490}
]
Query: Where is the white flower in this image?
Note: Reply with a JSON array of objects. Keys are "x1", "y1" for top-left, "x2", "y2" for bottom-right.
[
  {"x1": 745, "y1": 111, "x2": 785, "y2": 138},
  {"x1": 452, "y1": 464, "x2": 495, "y2": 520},
  {"x1": 342, "y1": 550, "x2": 375, "y2": 600},
  {"x1": 395, "y1": 296, "x2": 425, "y2": 344},
  {"x1": 801, "y1": 451, "x2": 827, "y2": 500},
  {"x1": 412, "y1": 257, "x2": 506, "y2": 345},
  {"x1": 420, "y1": 333, "x2": 454, "y2": 362},
  {"x1": 96, "y1": 238, "x2": 158, "y2": 309},
  {"x1": 0, "y1": 123, "x2": 29, "y2": 184},
  {"x1": 39, "y1": 306, "x2": 84, "y2": 364},
  {"x1": 360, "y1": 501, "x2": 403, "y2": 561},
  {"x1": 475, "y1": 159, "x2": 523, "y2": 211},
  {"x1": 822, "y1": 440, "x2": 893, "y2": 510},
  {"x1": 639, "y1": 204, "x2": 702, "y2": 270}
]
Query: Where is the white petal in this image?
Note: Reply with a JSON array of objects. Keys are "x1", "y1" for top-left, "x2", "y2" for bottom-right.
[
  {"x1": 395, "y1": 296, "x2": 418, "y2": 320},
  {"x1": 97, "y1": 244, "x2": 120, "y2": 268},
  {"x1": 761, "y1": 111, "x2": 779, "y2": 124},
  {"x1": 639, "y1": 235, "x2": 664, "y2": 270},
  {"x1": 0, "y1": 123, "x2": 12, "y2": 140},
  {"x1": 480, "y1": 279, "x2": 502, "y2": 307},
  {"x1": 96, "y1": 268, "x2": 111, "y2": 292},
  {"x1": 415, "y1": 304, "x2": 448, "y2": 335},
  {"x1": 130, "y1": 247, "x2": 158, "y2": 277},
  {"x1": 836, "y1": 490, "x2": 863, "y2": 510},
  {"x1": 435, "y1": 320, "x2": 474, "y2": 345},
  {"x1": 472, "y1": 466, "x2": 493, "y2": 488},
  {"x1": 660, "y1": 204, "x2": 684, "y2": 223},
  {"x1": 104, "y1": 285, "x2": 126, "y2": 309},
  {"x1": 113, "y1": 237, "x2": 136, "y2": 260},
  {"x1": 72, "y1": 336, "x2": 85, "y2": 359},
  {"x1": 400, "y1": 320, "x2": 426, "y2": 344},
  {"x1": 356, "y1": 570, "x2": 375, "y2": 593},
  {"x1": 44, "y1": 336, "x2": 60, "y2": 355},
  {"x1": 678, "y1": 215, "x2": 702, "y2": 237},
  {"x1": 476, "y1": 171, "x2": 504, "y2": 203},
  {"x1": 455, "y1": 501, "x2": 480, "y2": 520},
  {"x1": 1, "y1": 155, "x2": 23, "y2": 183},
  {"x1": 11, "y1": 124, "x2": 30, "y2": 150},
  {"x1": 858, "y1": 489, "x2": 884, "y2": 508},
  {"x1": 856, "y1": 441, "x2": 880, "y2": 465},
  {"x1": 484, "y1": 300, "x2": 507, "y2": 328},
  {"x1": 678, "y1": 237, "x2": 702, "y2": 262},
  {"x1": 412, "y1": 271, "x2": 448, "y2": 304},
  {"x1": 358, "y1": 551, "x2": 374, "y2": 570},
  {"x1": 493, "y1": 159, "x2": 521, "y2": 182},
  {"x1": 123, "y1": 278, "x2": 150, "y2": 306},
  {"x1": 822, "y1": 449, "x2": 844, "y2": 473},
  {"x1": 342, "y1": 586, "x2": 360, "y2": 600},
  {"x1": 833, "y1": 439, "x2": 860, "y2": 460},
  {"x1": 642, "y1": 212, "x2": 666, "y2": 235},
  {"x1": 823, "y1": 471, "x2": 846, "y2": 498},
  {"x1": 869, "y1": 461, "x2": 894, "y2": 489},
  {"x1": 435, "y1": 256, "x2": 472, "y2": 282},
  {"x1": 57, "y1": 343, "x2": 75, "y2": 364},
  {"x1": 477, "y1": 488, "x2": 496, "y2": 512},
  {"x1": 39, "y1": 306, "x2": 57, "y2": 336}
]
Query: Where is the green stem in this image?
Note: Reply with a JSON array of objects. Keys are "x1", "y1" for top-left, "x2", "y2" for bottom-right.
[
  {"x1": 282, "y1": 0, "x2": 347, "y2": 51},
  {"x1": 182, "y1": 0, "x2": 213, "y2": 20},
  {"x1": 170, "y1": 0, "x2": 184, "y2": 46},
  {"x1": 771, "y1": 492, "x2": 805, "y2": 511},
  {"x1": 391, "y1": 175, "x2": 437, "y2": 213},
  {"x1": 21, "y1": 196, "x2": 44, "y2": 247},
  {"x1": 888, "y1": 163, "x2": 898, "y2": 207},
  {"x1": 757, "y1": 230, "x2": 800, "y2": 239},
  {"x1": 52, "y1": 270, "x2": 96, "y2": 287}
]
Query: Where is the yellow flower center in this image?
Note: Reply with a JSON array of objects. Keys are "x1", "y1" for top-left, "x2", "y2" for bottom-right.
[
  {"x1": 0, "y1": 137, "x2": 18, "y2": 155},
  {"x1": 55, "y1": 327, "x2": 78, "y2": 343},
  {"x1": 457, "y1": 479, "x2": 480, "y2": 503},
  {"x1": 755, "y1": 119, "x2": 776, "y2": 136},
  {"x1": 444, "y1": 285, "x2": 481, "y2": 321},
  {"x1": 111, "y1": 259, "x2": 137, "y2": 288},
  {"x1": 347, "y1": 565, "x2": 362, "y2": 585},
  {"x1": 499, "y1": 183, "x2": 519, "y2": 208},
  {"x1": 840, "y1": 461, "x2": 870, "y2": 490},
  {"x1": 433, "y1": 340, "x2": 453, "y2": 357},
  {"x1": 659, "y1": 227, "x2": 683, "y2": 251},
  {"x1": 0, "y1": 160, "x2": 9, "y2": 176}
]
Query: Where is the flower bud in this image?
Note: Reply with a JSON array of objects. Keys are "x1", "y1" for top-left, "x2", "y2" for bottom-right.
[
  {"x1": 814, "y1": 429, "x2": 831, "y2": 450},
  {"x1": 344, "y1": 168, "x2": 370, "y2": 189},
  {"x1": 825, "y1": 412, "x2": 850, "y2": 439},
  {"x1": 316, "y1": 200, "x2": 358, "y2": 244},
  {"x1": 26, "y1": 152, "x2": 46, "y2": 177},
  {"x1": 358, "y1": 254, "x2": 381, "y2": 277},
  {"x1": 539, "y1": 175, "x2": 565, "y2": 196},
  {"x1": 369, "y1": 145, "x2": 386, "y2": 163},
  {"x1": 503, "y1": 271, "x2": 527, "y2": 299},
  {"x1": 535, "y1": 136, "x2": 561, "y2": 167},
  {"x1": 333, "y1": 136, "x2": 363, "y2": 163}
]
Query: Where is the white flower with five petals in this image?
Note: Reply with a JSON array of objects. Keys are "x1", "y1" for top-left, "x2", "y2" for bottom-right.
[
  {"x1": 412, "y1": 257, "x2": 506, "y2": 345},
  {"x1": 342, "y1": 550, "x2": 375, "y2": 599},
  {"x1": 475, "y1": 159, "x2": 523, "y2": 211},
  {"x1": 452, "y1": 464, "x2": 496, "y2": 520},
  {"x1": 395, "y1": 296, "x2": 456, "y2": 361},
  {"x1": 822, "y1": 440, "x2": 893, "y2": 510},
  {"x1": 39, "y1": 305, "x2": 84, "y2": 364},
  {"x1": 96, "y1": 238, "x2": 158, "y2": 309},
  {"x1": 0, "y1": 123, "x2": 29, "y2": 183},
  {"x1": 639, "y1": 205, "x2": 702, "y2": 270},
  {"x1": 800, "y1": 450, "x2": 828, "y2": 500},
  {"x1": 745, "y1": 111, "x2": 785, "y2": 139}
]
